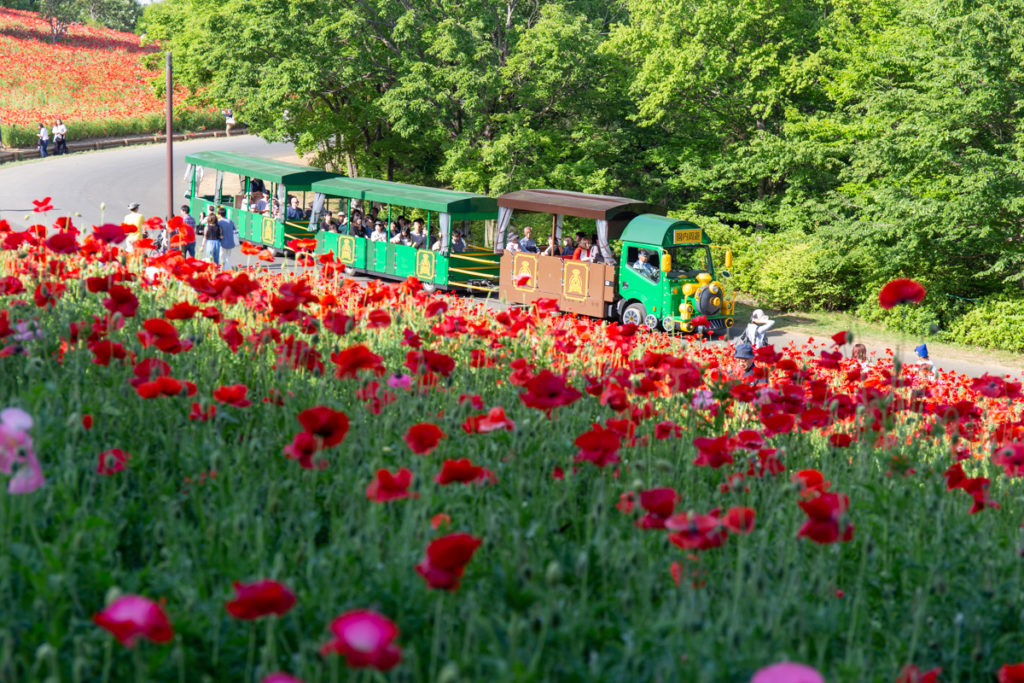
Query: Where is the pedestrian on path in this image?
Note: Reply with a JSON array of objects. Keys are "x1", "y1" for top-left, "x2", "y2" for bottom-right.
[
  {"x1": 914, "y1": 343, "x2": 935, "y2": 377},
  {"x1": 738, "y1": 309, "x2": 775, "y2": 349},
  {"x1": 122, "y1": 202, "x2": 144, "y2": 252},
  {"x1": 52, "y1": 119, "x2": 67, "y2": 155},
  {"x1": 201, "y1": 213, "x2": 222, "y2": 265},
  {"x1": 223, "y1": 108, "x2": 235, "y2": 137},
  {"x1": 217, "y1": 207, "x2": 236, "y2": 270},
  {"x1": 37, "y1": 123, "x2": 49, "y2": 158},
  {"x1": 178, "y1": 204, "x2": 197, "y2": 258}
]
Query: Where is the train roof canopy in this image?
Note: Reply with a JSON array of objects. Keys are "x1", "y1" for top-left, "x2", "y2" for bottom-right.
[
  {"x1": 184, "y1": 151, "x2": 336, "y2": 187},
  {"x1": 620, "y1": 215, "x2": 711, "y2": 247},
  {"x1": 497, "y1": 189, "x2": 662, "y2": 220},
  {"x1": 311, "y1": 177, "x2": 498, "y2": 219}
]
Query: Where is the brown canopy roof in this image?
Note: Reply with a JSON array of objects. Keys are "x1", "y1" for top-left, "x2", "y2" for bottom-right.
[{"x1": 497, "y1": 189, "x2": 662, "y2": 220}]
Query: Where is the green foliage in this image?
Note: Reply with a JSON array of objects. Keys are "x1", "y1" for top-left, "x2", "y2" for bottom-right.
[
  {"x1": 946, "y1": 297, "x2": 1024, "y2": 354},
  {"x1": 13, "y1": 0, "x2": 141, "y2": 36}
]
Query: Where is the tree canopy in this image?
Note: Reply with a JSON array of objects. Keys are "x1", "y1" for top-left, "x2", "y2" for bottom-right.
[{"x1": 141, "y1": 0, "x2": 1024, "y2": 334}]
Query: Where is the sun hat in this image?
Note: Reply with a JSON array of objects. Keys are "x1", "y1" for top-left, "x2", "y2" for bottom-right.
[
  {"x1": 915, "y1": 343, "x2": 929, "y2": 359},
  {"x1": 734, "y1": 343, "x2": 755, "y2": 359},
  {"x1": 751, "y1": 309, "x2": 771, "y2": 325},
  {"x1": 128, "y1": 202, "x2": 140, "y2": 210}
]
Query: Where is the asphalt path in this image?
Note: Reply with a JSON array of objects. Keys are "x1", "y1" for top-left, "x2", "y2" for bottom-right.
[
  {"x1": 0, "y1": 136, "x2": 1020, "y2": 381},
  {"x1": 0, "y1": 135, "x2": 297, "y2": 229}
]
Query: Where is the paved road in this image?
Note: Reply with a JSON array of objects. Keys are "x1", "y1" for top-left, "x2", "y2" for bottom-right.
[
  {"x1": 0, "y1": 136, "x2": 298, "y2": 229},
  {"x1": 0, "y1": 137, "x2": 1020, "y2": 381}
]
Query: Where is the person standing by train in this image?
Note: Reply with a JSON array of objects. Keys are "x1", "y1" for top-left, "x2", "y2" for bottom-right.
[
  {"x1": 217, "y1": 207, "x2": 237, "y2": 270},
  {"x1": 201, "y1": 213, "x2": 223, "y2": 265}
]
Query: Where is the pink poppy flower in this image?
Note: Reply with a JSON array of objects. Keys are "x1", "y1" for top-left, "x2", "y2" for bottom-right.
[
  {"x1": 93, "y1": 595, "x2": 174, "y2": 647},
  {"x1": 320, "y1": 609, "x2": 402, "y2": 671},
  {"x1": 751, "y1": 661, "x2": 825, "y2": 683}
]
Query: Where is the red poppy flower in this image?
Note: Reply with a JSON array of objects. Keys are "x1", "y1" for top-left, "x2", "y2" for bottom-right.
[
  {"x1": 82, "y1": 414, "x2": 93, "y2": 430},
  {"x1": 92, "y1": 595, "x2": 174, "y2": 648},
  {"x1": 435, "y1": 458, "x2": 497, "y2": 485},
  {"x1": 258, "y1": 248, "x2": 275, "y2": 262},
  {"x1": 415, "y1": 533, "x2": 483, "y2": 591},
  {"x1": 189, "y1": 402, "x2": 217, "y2": 421},
  {"x1": 831, "y1": 331, "x2": 852, "y2": 346},
  {"x1": 425, "y1": 299, "x2": 448, "y2": 318},
  {"x1": 45, "y1": 231, "x2": 79, "y2": 254},
  {"x1": 519, "y1": 370, "x2": 582, "y2": 417},
  {"x1": 897, "y1": 664, "x2": 941, "y2": 683},
  {"x1": 878, "y1": 278, "x2": 927, "y2": 309},
  {"x1": 136, "y1": 375, "x2": 186, "y2": 399},
  {"x1": 298, "y1": 406, "x2": 350, "y2": 447},
  {"x1": 993, "y1": 443, "x2": 1024, "y2": 477},
  {"x1": 88, "y1": 340, "x2": 127, "y2": 366},
  {"x1": 283, "y1": 431, "x2": 323, "y2": 470},
  {"x1": 721, "y1": 506, "x2": 756, "y2": 534},
  {"x1": 92, "y1": 224, "x2": 127, "y2": 244},
  {"x1": 793, "y1": 469, "x2": 830, "y2": 497},
  {"x1": 366, "y1": 467, "x2": 417, "y2": 502},
  {"x1": 225, "y1": 579, "x2": 297, "y2": 620},
  {"x1": 404, "y1": 349, "x2": 456, "y2": 377},
  {"x1": 999, "y1": 663, "x2": 1024, "y2": 683},
  {"x1": 138, "y1": 318, "x2": 191, "y2": 354},
  {"x1": 797, "y1": 492, "x2": 854, "y2": 544},
  {"x1": 962, "y1": 477, "x2": 1000, "y2": 514},
  {"x1": 102, "y1": 284, "x2": 139, "y2": 318},
  {"x1": 332, "y1": 344, "x2": 386, "y2": 379},
  {"x1": 323, "y1": 311, "x2": 356, "y2": 336},
  {"x1": 666, "y1": 512, "x2": 728, "y2": 550},
  {"x1": 760, "y1": 411, "x2": 796, "y2": 437},
  {"x1": 637, "y1": 487, "x2": 678, "y2": 529},
  {"x1": 692, "y1": 435, "x2": 734, "y2": 469},
  {"x1": 34, "y1": 281, "x2": 66, "y2": 308},
  {"x1": 97, "y1": 449, "x2": 130, "y2": 475},
  {"x1": 0, "y1": 275, "x2": 25, "y2": 296},
  {"x1": 263, "y1": 673, "x2": 304, "y2": 683},
  {"x1": 467, "y1": 406, "x2": 517, "y2": 434},
  {"x1": 403, "y1": 422, "x2": 446, "y2": 455},
  {"x1": 165, "y1": 301, "x2": 200, "y2": 320},
  {"x1": 320, "y1": 609, "x2": 402, "y2": 671},
  {"x1": 573, "y1": 423, "x2": 622, "y2": 467},
  {"x1": 366, "y1": 309, "x2": 392, "y2": 329},
  {"x1": 431, "y1": 513, "x2": 452, "y2": 530},
  {"x1": 32, "y1": 197, "x2": 54, "y2": 212},
  {"x1": 213, "y1": 384, "x2": 252, "y2": 408}
]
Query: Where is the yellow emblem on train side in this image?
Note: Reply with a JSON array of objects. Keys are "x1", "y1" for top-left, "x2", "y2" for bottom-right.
[
  {"x1": 416, "y1": 250, "x2": 435, "y2": 280},
  {"x1": 563, "y1": 262, "x2": 588, "y2": 301},
  {"x1": 513, "y1": 254, "x2": 537, "y2": 291},
  {"x1": 262, "y1": 216, "x2": 276, "y2": 244},
  {"x1": 673, "y1": 228, "x2": 702, "y2": 244},
  {"x1": 338, "y1": 235, "x2": 356, "y2": 264}
]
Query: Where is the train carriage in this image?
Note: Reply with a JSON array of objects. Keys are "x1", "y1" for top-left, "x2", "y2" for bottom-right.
[
  {"x1": 496, "y1": 189, "x2": 735, "y2": 334},
  {"x1": 183, "y1": 152, "x2": 337, "y2": 250},
  {"x1": 308, "y1": 177, "x2": 499, "y2": 291}
]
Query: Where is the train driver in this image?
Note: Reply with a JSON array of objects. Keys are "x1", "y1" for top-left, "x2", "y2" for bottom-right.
[{"x1": 632, "y1": 250, "x2": 659, "y2": 280}]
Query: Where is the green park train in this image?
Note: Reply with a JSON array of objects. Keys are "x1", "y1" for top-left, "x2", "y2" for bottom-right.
[{"x1": 184, "y1": 151, "x2": 735, "y2": 335}]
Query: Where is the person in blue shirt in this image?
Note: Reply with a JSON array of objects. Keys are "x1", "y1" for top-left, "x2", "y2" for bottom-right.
[
  {"x1": 518, "y1": 226, "x2": 539, "y2": 253},
  {"x1": 632, "y1": 250, "x2": 659, "y2": 279},
  {"x1": 217, "y1": 207, "x2": 237, "y2": 270},
  {"x1": 285, "y1": 197, "x2": 304, "y2": 221}
]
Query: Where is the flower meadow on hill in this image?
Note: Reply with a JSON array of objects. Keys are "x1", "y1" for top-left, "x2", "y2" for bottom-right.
[
  {"x1": 0, "y1": 209, "x2": 1023, "y2": 681},
  {"x1": 0, "y1": 9, "x2": 218, "y2": 142}
]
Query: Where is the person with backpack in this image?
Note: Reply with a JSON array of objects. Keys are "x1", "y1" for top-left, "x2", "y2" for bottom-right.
[{"x1": 738, "y1": 309, "x2": 775, "y2": 349}]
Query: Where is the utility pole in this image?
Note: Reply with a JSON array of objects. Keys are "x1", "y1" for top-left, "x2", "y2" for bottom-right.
[{"x1": 166, "y1": 52, "x2": 173, "y2": 220}]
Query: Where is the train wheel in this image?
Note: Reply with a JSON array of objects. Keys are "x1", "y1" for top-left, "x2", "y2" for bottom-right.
[
  {"x1": 644, "y1": 314, "x2": 659, "y2": 330},
  {"x1": 621, "y1": 303, "x2": 645, "y2": 326}
]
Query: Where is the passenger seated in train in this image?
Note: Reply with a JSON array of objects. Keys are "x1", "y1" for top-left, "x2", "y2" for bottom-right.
[
  {"x1": 588, "y1": 233, "x2": 604, "y2": 263},
  {"x1": 351, "y1": 219, "x2": 368, "y2": 238},
  {"x1": 572, "y1": 237, "x2": 592, "y2": 262},
  {"x1": 249, "y1": 178, "x2": 266, "y2": 195},
  {"x1": 542, "y1": 235, "x2": 560, "y2": 256},
  {"x1": 560, "y1": 235, "x2": 575, "y2": 256},
  {"x1": 391, "y1": 225, "x2": 412, "y2": 246},
  {"x1": 319, "y1": 210, "x2": 336, "y2": 232},
  {"x1": 370, "y1": 221, "x2": 388, "y2": 242},
  {"x1": 250, "y1": 192, "x2": 268, "y2": 213},
  {"x1": 451, "y1": 230, "x2": 467, "y2": 253},
  {"x1": 505, "y1": 239, "x2": 521, "y2": 253},
  {"x1": 285, "y1": 196, "x2": 304, "y2": 221},
  {"x1": 632, "y1": 250, "x2": 659, "y2": 280},
  {"x1": 409, "y1": 219, "x2": 427, "y2": 249},
  {"x1": 518, "y1": 226, "x2": 539, "y2": 253}
]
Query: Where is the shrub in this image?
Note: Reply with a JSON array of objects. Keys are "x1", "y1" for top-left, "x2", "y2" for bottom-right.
[
  {"x1": 0, "y1": 111, "x2": 225, "y2": 148},
  {"x1": 944, "y1": 296, "x2": 1024, "y2": 354}
]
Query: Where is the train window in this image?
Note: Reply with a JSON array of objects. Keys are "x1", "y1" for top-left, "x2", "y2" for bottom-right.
[
  {"x1": 625, "y1": 246, "x2": 660, "y2": 283},
  {"x1": 665, "y1": 245, "x2": 712, "y2": 279}
]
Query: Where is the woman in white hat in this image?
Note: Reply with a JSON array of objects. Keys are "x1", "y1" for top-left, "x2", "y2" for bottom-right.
[{"x1": 742, "y1": 309, "x2": 775, "y2": 349}]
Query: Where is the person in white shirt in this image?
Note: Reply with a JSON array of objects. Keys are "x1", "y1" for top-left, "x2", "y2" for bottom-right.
[
  {"x1": 409, "y1": 219, "x2": 427, "y2": 249},
  {"x1": 370, "y1": 222, "x2": 388, "y2": 242},
  {"x1": 741, "y1": 309, "x2": 775, "y2": 349},
  {"x1": 37, "y1": 123, "x2": 49, "y2": 158},
  {"x1": 52, "y1": 118, "x2": 68, "y2": 155}
]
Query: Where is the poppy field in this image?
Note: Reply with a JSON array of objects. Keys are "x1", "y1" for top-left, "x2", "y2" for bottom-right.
[
  {"x1": 0, "y1": 8, "x2": 220, "y2": 148},
  {"x1": 2, "y1": 208, "x2": 1024, "y2": 682}
]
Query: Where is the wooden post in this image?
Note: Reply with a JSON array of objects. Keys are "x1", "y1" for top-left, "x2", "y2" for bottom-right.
[{"x1": 165, "y1": 52, "x2": 173, "y2": 221}]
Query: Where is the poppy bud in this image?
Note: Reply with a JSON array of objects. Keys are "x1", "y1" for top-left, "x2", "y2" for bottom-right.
[{"x1": 545, "y1": 561, "x2": 563, "y2": 585}]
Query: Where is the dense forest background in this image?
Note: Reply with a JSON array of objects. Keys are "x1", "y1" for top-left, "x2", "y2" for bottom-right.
[{"x1": 52, "y1": 0, "x2": 1024, "y2": 347}]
